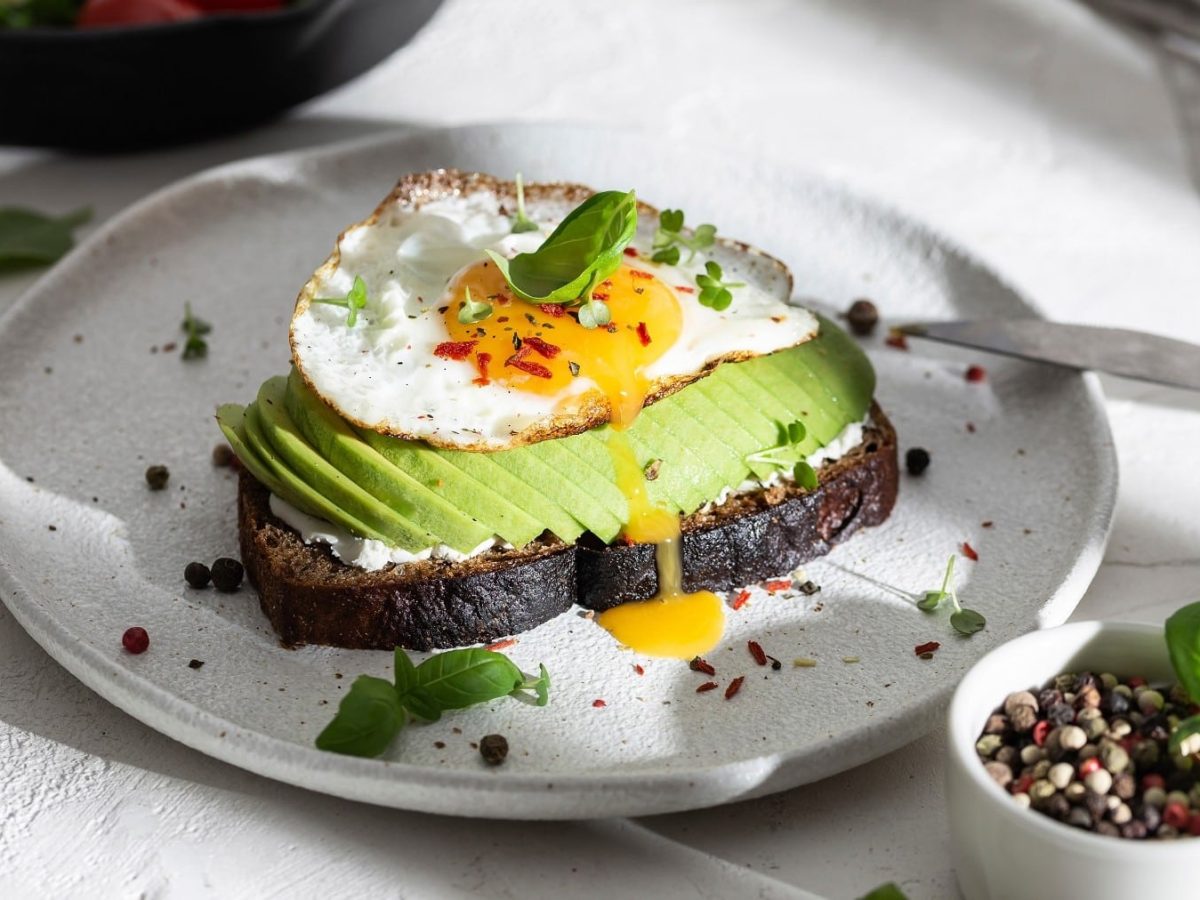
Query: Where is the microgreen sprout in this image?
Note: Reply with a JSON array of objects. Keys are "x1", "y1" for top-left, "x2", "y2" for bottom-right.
[
  {"x1": 1164, "y1": 602, "x2": 1200, "y2": 756},
  {"x1": 181, "y1": 302, "x2": 211, "y2": 360},
  {"x1": 695, "y1": 260, "x2": 744, "y2": 311},
  {"x1": 918, "y1": 554, "x2": 987, "y2": 635},
  {"x1": 457, "y1": 286, "x2": 493, "y2": 324},
  {"x1": 575, "y1": 271, "x2": 611, "y2": 330},
  {"x1": 745, "y1": 420, "x2": 818, "y2": 489},
  {"x1": 651, "y1": 208, "x2": 716, "y2": 265},
  {"x1": 511, "y1": 173, "x2": 539, "y2": 234},
  {"x1": 312, "y1": 275, "x2": 369, "y2": 327}
]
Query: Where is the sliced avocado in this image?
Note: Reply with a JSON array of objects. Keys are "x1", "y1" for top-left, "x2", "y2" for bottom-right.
[
  {"x1": 711, "y1": 362, "x2": 824, "y2": 458},
  {"x1": 488, "y1": 443, "x2": 623, "y2": 543},
  {"x1": 666, "y1": 385, "x2": 771, "y2": 482},
  {"x1": 566, "y1": 428, "x2": 683, "y2": 515},
  {"x1": 640, "y1": 396, "x2": 747, "y2": 494},
  {"x1": 239, "y1": 400, "x2": 394, "y2": 544},
  {"x1": 433, "y1": 449, "x2": 586, "y2": 544},
  {"x1": 739, "y1": 353, "x2": 846, "y2": 444},
  {"x1": 216, "y1": 404, "x2": 313, "y2": 513},
  {"x1": 622, "y1": 413, "x2": 716, "y2": 513},
  {"x1": 689, "y1": 376, "x2": 781, "y2": 480},
  {"x1": 285, "y1": 370, "x2": 492, "y2": 553},
  {"x1": 790, "y1": 315, "x2": 875, "y2": 423},
  {"x1": 254, "y1": 377, "x2": 435, "y2": 551},
  {"x1": 360, "y1": 429, "x2": 544, "y2": 548},
  {"x1": 532, "y1": 434, "x2": 630, "y2": 522}
]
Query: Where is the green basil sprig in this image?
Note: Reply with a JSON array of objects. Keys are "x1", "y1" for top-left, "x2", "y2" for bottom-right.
[
  {"x1": 316, "y1": 646, "x2": 550, "y2": 758},
  {"x1": 486, "y1": 189, "x2": 637, "y2": 314},
  {"x1": 1164, "y1": 602, "x2": 1200, "y2": 756},
  {"x1": 0, "y1": 206, "x2": 91, "y2": 271}
]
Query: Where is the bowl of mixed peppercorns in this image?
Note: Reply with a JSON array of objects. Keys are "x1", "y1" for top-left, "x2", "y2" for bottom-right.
[{"x1": 947, "y1": 611, "x2": 1200, "y2": 900}]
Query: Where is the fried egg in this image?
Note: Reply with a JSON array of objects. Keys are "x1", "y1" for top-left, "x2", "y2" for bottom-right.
[{"x1": 290, "y1": 171, "x2": 818, "y2": 450}]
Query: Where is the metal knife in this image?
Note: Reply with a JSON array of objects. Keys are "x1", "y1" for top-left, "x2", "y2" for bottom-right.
[{"x1": 897, "y1": 320, "x2": 1200, "y2": 392}]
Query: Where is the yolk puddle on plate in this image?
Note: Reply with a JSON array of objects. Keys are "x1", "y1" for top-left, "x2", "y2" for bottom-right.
[
  {"x1": 441, "y1": 257, "x2": 725, "y2": 659},
  {"x1": 595, "y1": 429, "x2": 725, "y2": 659}
]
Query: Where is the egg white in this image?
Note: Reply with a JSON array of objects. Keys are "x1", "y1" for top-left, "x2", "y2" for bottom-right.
[{"x1": 290, "y1": 186, "x2": 818, "y2": 449}]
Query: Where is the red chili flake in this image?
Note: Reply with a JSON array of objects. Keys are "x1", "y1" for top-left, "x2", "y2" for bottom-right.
[
  {"x1": 539, "y1": 303, "x2": 565, "y2": 318},
  {"x1": 747, "y1": 640, "x2": 767, "y2": 666},
  {"x1": 1164, "y1": 802, "x2": 1190, "y2": 829},
  {"x1": 961, "y1": 542, "x2": 979, "y2": 562},
  {"x1": 764, "y1": 579, "x2": 792, "y2": 594},
  {"x1": 636, "y1": 322, "x2": 652, "y2": 346},
  {"x1": 1011, "y1": 774, "x2": 1034, "y2": 795},
  {"x1": 592, "y1": 699, "x2": 607, "y2": 709},
  {"x1": 434, "y1": 340, "x2": 477, "y2": 361},
  {"x1": 965, "y1": 365, "x2": 987, "y2": 383},
  {"x1": 689, "y1": 656, "x2": 716, "y2": 676},
  {"x1": 1078, "y1": 757, "x2": 1102, "y2": 777},
  {"x1": 885, "y1": 329, "x2": 909, "y2": 351},
  {"x1": 522, "y1": 336, "x2": 561, "y2": 359},
  {"x1": 696, "y1": 681, "x2": 719, "y2": 693},
  {"x1": 1142, "y1": 773, "x2": 1166, "y2": 791},
  {"x1": 630, "y1": 269, "x2": 654, "y2": 280},
  {"x1": 505, "y1": 347, "x2": 553, "y2": 379},
  {"x1": 674, "y1": 285, "x2": 695, "y2": 294},
  {"x1": 965, "y1": 422, "x2": 977, "y2": 434},
  {"x1": 633, "y1": 664, "x2": 645, "y2": 676},
  {"x1": 1032, "y1": 719, "x2": 1052, "y2": 747},
  {"x1": 914, "y1": 641, "x2": 941, "y2": 657},
  {"x1": 731, "y1": 590, "x2": 750, "y2": 611},
  {"x1": 623, "y1": 247, "x2": 639, "y2": 257},
  {"x1": 484, "y1": 637, "x2": 517, "y2": 652},
  {"x1": 724, "y1": 676, "x2": 745, "y2": 700},
  {"x1": 472, "y1": 351, "x2": 492, "y2": 386},
  {"x1": 122, "y1": 626, "x2": 149, "y2": 654},
  {"x1": 592, "y1": 291, "x2": 610, "y2": 302}
]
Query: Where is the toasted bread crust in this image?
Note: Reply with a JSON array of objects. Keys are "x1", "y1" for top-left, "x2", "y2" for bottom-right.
[{"x1": 239, "y1": 404, "x2": 898, "y2": 650}]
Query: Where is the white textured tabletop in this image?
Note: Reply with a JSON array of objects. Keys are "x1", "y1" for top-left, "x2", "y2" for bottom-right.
[{"x1": 3, "y1": 1, "x2": 1200, "y2": 897}]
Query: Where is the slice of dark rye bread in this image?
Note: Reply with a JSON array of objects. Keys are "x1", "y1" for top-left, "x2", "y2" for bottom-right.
[{"x1": 239, "y1": 403, "x2": 899, "y2": 650}]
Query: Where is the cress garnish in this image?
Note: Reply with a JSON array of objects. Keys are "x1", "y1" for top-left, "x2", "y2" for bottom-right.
[
  {"x1": 744, "y1": 419, "x2": 819, "y2": 489},
  {"x1": 650, "y1": 208, "x2": 716, "y2": 265},
  {"x1": 509, "y1": 173, "x2": 539, "y2": 234},
  {"x1": 312, "y1": 274, "x2": 369, "y2": 327},
  {"x1": 694, "y1": 260, "x2": 744, "y2": 312},
  {"x1": 917, "y1": 554, "x2": 987, "y2": 636},
  {"x1": 456, "y1": 286, "x2": 493, "y2": 324},
  {"x1": 181, "y1": 302, "x2": 211, "y2": 359},
  {"x1": 316, "y1": 646, "x2": 550, "y2": 759}
]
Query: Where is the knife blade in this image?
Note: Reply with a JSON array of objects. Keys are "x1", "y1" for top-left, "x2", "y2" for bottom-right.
[{"x1": 897, "y1": 319, "x2": 1200, "y2": 392}]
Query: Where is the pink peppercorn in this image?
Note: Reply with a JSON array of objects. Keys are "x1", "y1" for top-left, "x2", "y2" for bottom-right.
[
  {"x1": 1142, "y1": 773, "x2": 1166, "y2": 791},
  {"x1": 1078, "y1": 757, "x2": 1102, "y2": 777},
  {"x1": 1163, "y1": 802, "x2": 1190, "y2": 830},
  {"x1": 122, "y1": 626, "x2": 149, "y2": 654},
  {"x1": 1032, "y1": 720, "x2": 1051, "y2": 747}
]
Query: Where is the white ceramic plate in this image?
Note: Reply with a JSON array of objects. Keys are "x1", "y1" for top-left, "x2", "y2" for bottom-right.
[{"x1": 0, "y1": 124, "x2": 1116, "y2": 819}]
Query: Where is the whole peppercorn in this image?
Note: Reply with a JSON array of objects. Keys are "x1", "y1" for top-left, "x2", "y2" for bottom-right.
[
  {"x1": 479, "y1": 733, "x2": 509, "y2": 766},
  {"x1": 1085, "y1": 768, "x2": 1114, "y2": 795},
  {"x1": 1100, "y1": 742, "x2": 1130, "y2": 774},
  {"x1": 1103, "y1": 690, "x2": 1131, "y2": 716},
  {"x1": 1020, "y1": 744, "x2": 1045, "y2": 766},
  {"x1": 1113, "y1": 773, "x2": 1137, "y2": 800},
  {"x1": 1111, "y1": 802, "x2": 1133, "y2": 825},
  {"x1": 1138, "y1": 689, "x2": 1165, "y2": 715},
  {"x1": 976, "y1": 734, "x2": 1003, "y2": 759},
  {"x1": 145, "y1": 465, "x2": 170, "y2": 490},
  {"x1": 1144, "y1": 786, "x2": 1168, "y2": 809},
  {"x1": 1058, "y1": 725, "x2": 1087, "y2": 751},
  {"x1": 985, "y1": 761, "x2": 1013, "y2": 788},
  {"x1": 1047, "y1": 702, "x2": 1077, "y2": 727},
  {"x1": 845, "y1": 299, "x2": 879, "y2": 336},
  {"x1": 1045, "y1": 793, "x2": 1070, "y2": 820},
  {"x1": 1047, "y1": 762, "x2": 1074, "y2": 790},
  {"x1": 1038, "y1": 688, "x2": 1063, "y2": 709},
  {"x1": 1067, "y1": 807, "x2": 1093, "y2": 829},
  {"x1": 905, "y1": 447, "x2": 931, "y2": 476},
  {"x1": 983, "y1": 713, "x2": 1009, "y2": 735},
  {"x1": 1064, "y1": 782, "x2": 1087, "y2": 802},
  {"x1": 1133, "y1": 739, "x2": 1161, "y2": 769},
  {"x1": 1004, "y1": 691, "x2": 1039, "y2": 717},
  {"x1": 995, "y1": 745, "x2": 1019, "y2": 768},
  {"x1": 210, "y1": 557, "x2": 244, "y2": 592},
  {"x1": 1120, "y1": 821, "x2": 1148, "y2": 839},
  {"x1": 1010, "y1": 705, "x2": 1038, "y2": 733},
  {"x1": 1075, "y1": 685, "x2": 1102, "y2": 710},
  {"x1": 122, "y1": 626, "x2": 149, "y2": 654},
  {"x1": 1030, "y1": 779, "x2": 1057, "y2": 804},
  {"x1": 1109, "y1": 718, "x2": 1132, "y2": 739},
  {"x1": 184, "y1": 562, "x2": 211, "y2": 589},
  {"x1": 212, "y1": 444, "x2": 235, "y2": 467},
  {"x1": 1086, "y1": 790, "x2": 1109, "y2": 820}
]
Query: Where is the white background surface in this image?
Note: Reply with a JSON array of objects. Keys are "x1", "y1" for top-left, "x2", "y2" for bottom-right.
[{"x1": 2, "y1": 0, "x2": 1199, "y2": 897}]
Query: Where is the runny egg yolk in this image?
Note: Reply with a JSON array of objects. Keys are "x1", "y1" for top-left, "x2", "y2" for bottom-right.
[
  {"x1": 440, "y1": 256, "x2": 725, "y2": 660},
  {"x1": 440, "y1": 259, "x2": 682, "y2": 426}
]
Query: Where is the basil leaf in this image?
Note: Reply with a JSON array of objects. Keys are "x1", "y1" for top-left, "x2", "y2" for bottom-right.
[
  {"x1": 950, "y1": 608, "x2": 987, "y2": 635},
  {"x1": 394, "y1": 648, "x2": 419, "y2": 696},
  {"x1": 1169, "y1": 714, "x2": 1200, "y2": 757},
  {"x1": 0, "y1": 206, "x2": 91, "y2": 271},
  {"x1": 408, "y1": 648, "x2": 526, "y2": 713},
  {"x1": 1165, "y1": 602, "x2": 1200, "y2": 703},
  {"x1": 315, "y1": 675, "x2": 406, "y2": 758},
  {"x1": 486, "y1": 190, "x2": 637, "y2": 304}
]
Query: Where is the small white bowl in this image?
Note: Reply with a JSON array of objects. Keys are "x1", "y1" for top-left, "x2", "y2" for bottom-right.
[{"x1": 947, "y1": 621, "x2": 1196, "y2": 900}]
